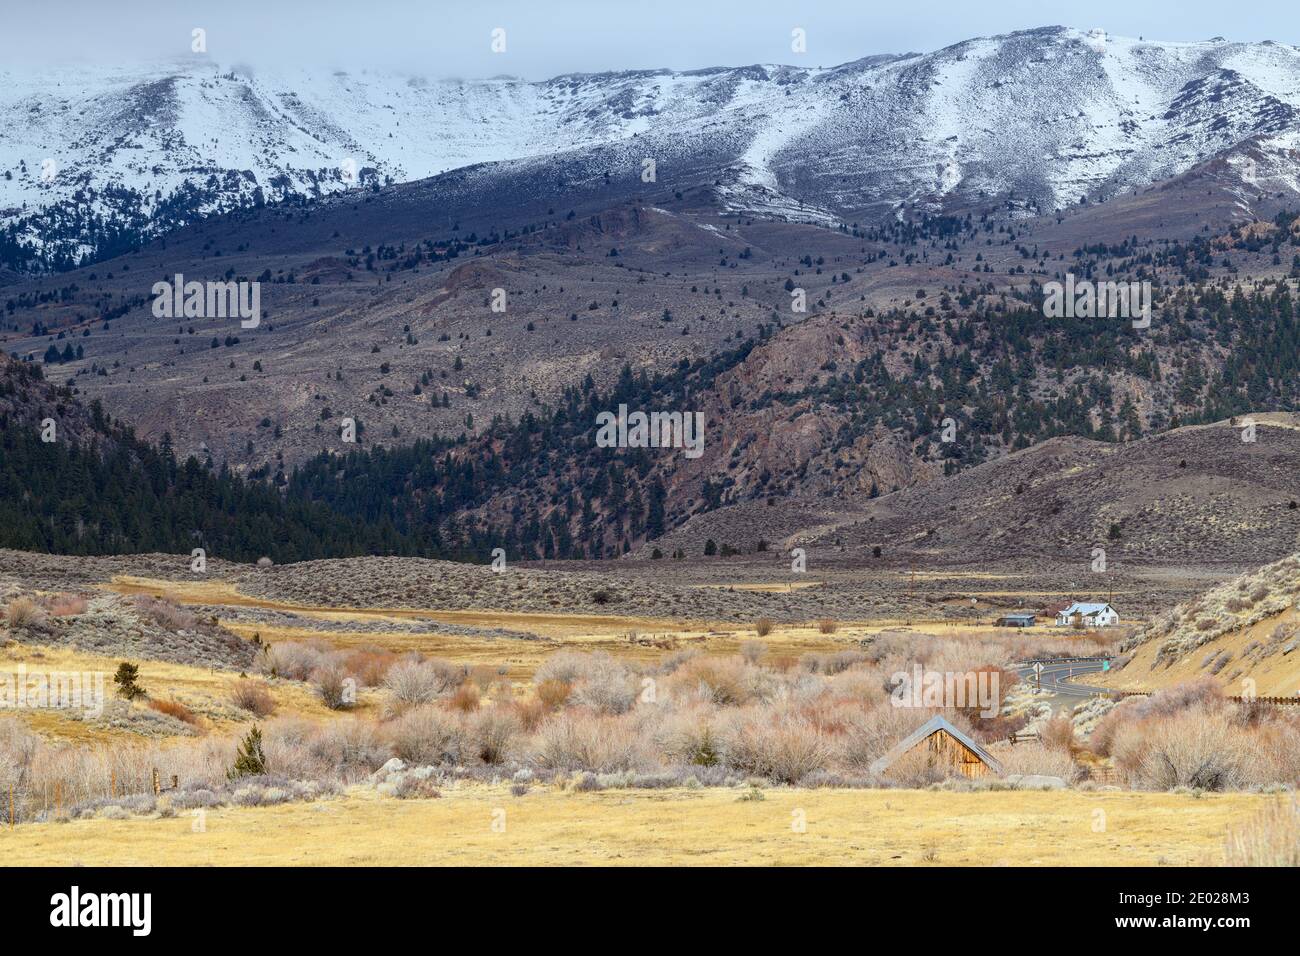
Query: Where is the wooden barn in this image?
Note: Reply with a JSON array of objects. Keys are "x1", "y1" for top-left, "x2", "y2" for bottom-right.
[{"x1": 869, "y1": 715, "x2": 1002, "y2": 780}]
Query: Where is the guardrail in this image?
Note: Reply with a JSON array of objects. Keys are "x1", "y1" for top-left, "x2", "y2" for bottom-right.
[
  {"x1": 1012, "y1": 657, "x2": 1111, "y2": 667},
  {"x1": 1099, "y1": 689, "x2": 1300, "y2": 706}
]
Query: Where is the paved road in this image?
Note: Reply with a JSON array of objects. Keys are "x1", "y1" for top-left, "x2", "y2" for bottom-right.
[{"x1": 1015, "y1": 659, "x2": 1113, "y2": 698}]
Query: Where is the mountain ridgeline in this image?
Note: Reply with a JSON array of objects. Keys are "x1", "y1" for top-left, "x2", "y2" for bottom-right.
[{"x1": 5, "y1": 27, "x2": 1300, "y2": 272}]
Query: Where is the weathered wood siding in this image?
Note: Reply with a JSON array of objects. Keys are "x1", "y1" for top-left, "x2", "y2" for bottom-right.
[{"x1": 927, "y1": 728, "x2": 990, "y2": 779}]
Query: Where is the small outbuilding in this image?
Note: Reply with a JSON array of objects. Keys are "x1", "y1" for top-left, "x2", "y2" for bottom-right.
[
  {"x1": 997, "y1": 613, "x2": 1036, "y2": 627},
  {"x1": 868, "y1": 715, "x2": 1003, "y2": 780}
]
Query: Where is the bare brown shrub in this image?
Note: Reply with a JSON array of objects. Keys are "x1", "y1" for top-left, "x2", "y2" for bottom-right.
[
  {"x1": 450, "y1": 683, "x2": 481, "y2": 713},
  {"x1": 658, "y1": 707, "x2": 722, "y2": 767},
  {"x1": 536, "y1": 679, "x2": 572, "y2": 710},
  {"x1": 230, "y1": 679, "x2": 276, "y2": 717},
  {"x1": 563, "y1": 654, "x2": 635, "y2": 715},
  {"x1": 996, "y1": 742, "x2": 1077, "y2": 780},
  {"x1": 533, "y1": 712, "x2": 650, "y2": 773},
  {"x1": 533, "y1": 651, "x2": 594, "y2": 686},
  {"x1": 800, "y1": 650, "x2": 868, "y2": 675},
  {"x1": 386, "y1": 705, "x2": 467, "y2": 765},
  {"x1": 510, "y1": 697, "x2": 547, "y2": 733},
  {"x1": 668, "y1": 655, "x2": 755, "y2": 706},
  {"x1": 148, "y1": 698, "x2": 199, "y2": 726},
  {"x1": 719, "y1": 707, "x2": 831, "y2": 784},
  {"x1": 342, "y1": 647, "x2": 397, "y2": 687},
  {"x1": 1040, "y1": 715, "x2": 1076, "y2": 753},
  {"x1": 261, "y1": 641, "x2": 329, "y2": 681},
  {"x1": 1111, "y1": 710, "x2": 1255, "y2": 790},
  {"x1": 469, "y1": 707, "x2": 521, "y2": 764}
]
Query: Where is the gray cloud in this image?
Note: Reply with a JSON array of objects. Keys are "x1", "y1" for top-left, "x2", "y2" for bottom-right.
[{"x1": 1, "y1": 0, "x2": 1292, "y2": 78}]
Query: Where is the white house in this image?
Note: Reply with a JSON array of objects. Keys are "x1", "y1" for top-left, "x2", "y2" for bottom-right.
[{"x1": 1056, "y1": 602, "x2": 1119, "y2": 627}]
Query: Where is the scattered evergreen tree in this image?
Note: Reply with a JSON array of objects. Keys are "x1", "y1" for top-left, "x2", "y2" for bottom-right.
[
  {"x1": 229, "y1": 725, "x2": 268, "y2": 779},
  {"x1": 113, "y1": 661, "x2": 144, "y2": 700}
]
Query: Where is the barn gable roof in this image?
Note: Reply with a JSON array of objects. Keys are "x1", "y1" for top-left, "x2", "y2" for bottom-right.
[{"x1": 868, "y1": 714, "x2": 1003, "y2": 776}]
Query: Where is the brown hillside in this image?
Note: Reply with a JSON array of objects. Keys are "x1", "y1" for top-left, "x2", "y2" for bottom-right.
[{"x1": 1098, "y1": 552, "x2": 1300, "y2": 697}]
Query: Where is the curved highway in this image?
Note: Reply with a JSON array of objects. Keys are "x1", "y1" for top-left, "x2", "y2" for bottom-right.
[{"x1": 1014, "y1": 659, "x2": 1113, "y2": 698}]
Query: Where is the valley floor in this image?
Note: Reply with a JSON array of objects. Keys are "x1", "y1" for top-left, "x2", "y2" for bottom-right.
[
  {"x1": 1, "y1": 785, "x2": 1267, "y2": 867},
  {"x1": 4, "y1": 549, "x2": 1291, "y2": 870}
]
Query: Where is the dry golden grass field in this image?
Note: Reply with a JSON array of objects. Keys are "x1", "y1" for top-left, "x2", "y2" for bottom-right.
[
  {"x1": 101, "y1": 574, "x2": 889, "y2": 678},
  {"x1": 0, "y1": 572, "x2": 1120, "y2": 743},
  {"x1": 0, "y1": 785, "x2": 1267, "y2": 867},
  {"x1": 0, "y1": 640, "x2": 372, "y2": 742},
  {"x1": 7, "y1": 567, "x2": 1280, "y2": 870}
]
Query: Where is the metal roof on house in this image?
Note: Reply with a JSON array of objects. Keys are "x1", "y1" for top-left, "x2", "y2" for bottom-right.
[
  {"x1": 1060, "y1": 602, "x2": 1113, "y2": 616},
  {"x1": 868, "y1": 714, "x2": 1003, "y2": 776}
]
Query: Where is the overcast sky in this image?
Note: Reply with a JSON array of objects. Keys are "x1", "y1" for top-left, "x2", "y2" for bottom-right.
[{"x1": 3, "y1": 0, "x2": 1296, "y2": 77}]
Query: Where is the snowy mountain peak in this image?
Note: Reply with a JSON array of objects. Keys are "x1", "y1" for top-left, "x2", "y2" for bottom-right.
[{"x1": 3, "y1": 28, "x2": 1299, "y2": 271}]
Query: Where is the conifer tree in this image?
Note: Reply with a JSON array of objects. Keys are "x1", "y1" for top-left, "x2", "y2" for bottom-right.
[
  {"x1": 229, "y1": 725, "x2": 268, "y2": 779},
  {"x1": 113, "y1": 661, "x2": 144, "y2": 700}
]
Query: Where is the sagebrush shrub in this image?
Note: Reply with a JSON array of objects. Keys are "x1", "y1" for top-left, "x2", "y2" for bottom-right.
[
  {"x1": 384, "y1": 658, "x2": 462, "y2": 709},
  {"x1": 313, "y1": 664, "x2": 353, "y2": 710},
  {"x1": 4, "y1": 596, "x2": 47, "y2": 631},
  {"x1": 132, "y1": 595, "x2": 197, "y2": 632}
]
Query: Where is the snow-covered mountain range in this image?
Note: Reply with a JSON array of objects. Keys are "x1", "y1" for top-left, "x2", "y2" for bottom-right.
[{"x1": 3, "y1": 26, "x2": 1300, "y2": 270}]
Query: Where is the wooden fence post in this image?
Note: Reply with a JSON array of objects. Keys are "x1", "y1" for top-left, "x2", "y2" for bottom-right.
[{"x1": 151, "y1": 768, "x2": 161, "y2": 796}]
